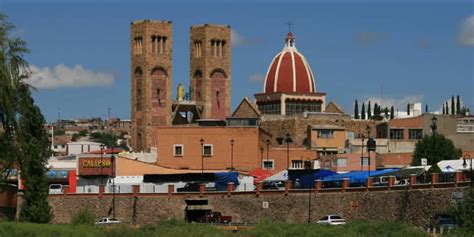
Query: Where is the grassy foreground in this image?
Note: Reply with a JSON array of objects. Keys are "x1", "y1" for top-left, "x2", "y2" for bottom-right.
[{"x1": 0, "y1": 220, "x2": 429, "y2": 237}]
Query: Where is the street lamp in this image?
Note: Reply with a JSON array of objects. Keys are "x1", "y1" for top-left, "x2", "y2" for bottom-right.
[
  {"x1": 431, "y1": 116, "x2": 437, "y2": 134},
  {"x1": 463, "y1": 154, "x2": 472, "y2": 187},
  {"x1": 285, "y1": 133, "x2": 293, "y2": 170},
  {"x1": 200, "y1": 138, "x2": 204, "y2": 174},
  {"x1": 111, "y1": 146, "x2": 116, "y2": 219},
  {"x1": 360, "y1": 134, "x2": 365, "y2": 171},
  {"x1": 307, "y1": 159, "x2": 313, "y2": 223},
  {"x1": 230, "y1": 139, "x2": 235, "y2": 171},
  {"x1": 366, "y1": 126, "x2": 372, "y2": 178},
  {"x1": 260, "y1": 147, "x2": 264, "y2": 169},
  {"x1": 100, "y1": 143, "x2": 105, "y2": 185},
  {"x1": 266, "y1": 139, "x2": 270, "y2": 170}
]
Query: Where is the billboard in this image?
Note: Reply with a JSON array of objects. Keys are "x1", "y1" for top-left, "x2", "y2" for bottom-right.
[{"x1": 78, "y1": 157, "x2": 114, "y2": 176}]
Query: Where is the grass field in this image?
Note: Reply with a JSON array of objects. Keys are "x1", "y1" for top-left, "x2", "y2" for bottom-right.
[{"x1": 0, "y1": 220, "x2": 431, "y2": 237}]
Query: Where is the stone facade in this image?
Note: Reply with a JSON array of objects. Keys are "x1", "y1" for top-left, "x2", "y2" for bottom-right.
[
  {"x1": 41, "y1": 187, "x2": 467, "y2": 227},
  {"x1": 260, "y1": 113, "x2": 381, "y2": 147},
  {"x1": 131, "y1": 20, "x2": 173, "y2": 151},
  {"x1": 190, "y1": 24, "x2": 231, "y2": 120}
]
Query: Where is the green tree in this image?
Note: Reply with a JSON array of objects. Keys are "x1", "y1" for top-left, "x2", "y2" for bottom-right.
[
  {"x1": 451, "y1": 96, "x2": 455, "y2": 115},
  {"x1": 0, "y1": 13, "x2": 52, "y2": 222},
  {"x1": 354, "y1": 100, "x2": 359, "y2": 119},
  {"x1": 442, "y1": 104, "x2": 445, "y2": 115},
  {"x1": 390, "y1": 106, "x2": 394, "y2": 120},
  {"x1": 412, "y1": 133, "x2": 462, "y2": 167},
  {"x1": 456, "y1": 95, "x2": 461, "y2": 114},
  {"x1": 361, "y1": 102, "x2": 366, "y2": 120},
  {"x1": 425, "y1": 104, "x2": 428, "y2": 113},
  {"x1": 367, "y1": 101, "x2": 372, "y2": 119},
  {"x1": 17, "y1": 86, "x2": 53, "y2": 223},
  {"x1": 407, "y1": 103, "x2": 410, "y2": 115},
  {"x1": 452, "y1": 190, "x2": 474, "y2": 233}
]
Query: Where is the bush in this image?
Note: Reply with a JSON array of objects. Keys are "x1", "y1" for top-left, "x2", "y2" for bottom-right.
[{"x1": 71, "y1": 208, "x2": 96, "y2": 225}]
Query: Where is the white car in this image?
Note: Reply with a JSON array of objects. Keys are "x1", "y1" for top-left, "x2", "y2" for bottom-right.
[
  {"x1": 48, "y1": 184, "x2": 63, "y2": 194},
  {"x1": 95, "y1": 217, "x2": 121, "y2": 225},
  {"x1": 316, "y1": 215, "x2": 346, "y2": 225}
]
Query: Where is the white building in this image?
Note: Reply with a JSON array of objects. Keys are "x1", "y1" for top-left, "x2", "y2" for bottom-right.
[{"x1": 67, "y1": 141, "x2": 103, "y2": 155}]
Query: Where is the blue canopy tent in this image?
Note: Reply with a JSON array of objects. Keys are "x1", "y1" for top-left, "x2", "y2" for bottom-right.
[
  {"x1": 288, "y1": 169, "x2": 337, "y2": 189},
  {"x1": 322, "y1": 169, "x2": 399, "y2": 186},
  {"x1": 214, "y1": 172, "x2": 240, "y2": 191}
]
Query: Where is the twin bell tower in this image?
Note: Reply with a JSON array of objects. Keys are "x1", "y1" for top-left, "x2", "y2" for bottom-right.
[{"x1": 130, "y1": 20, "x2": 231, "y2": 151}]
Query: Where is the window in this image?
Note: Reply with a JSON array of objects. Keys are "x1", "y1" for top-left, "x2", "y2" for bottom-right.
[
  {"x1": 324, "y1": 161, "x2": 331, "y2": 170},
  {"x1": 173, "y1": 144, "x2": 184, "y2": 157},
  {"x1": 258, "y1": 103, "x2": 281, "y2": 115},
  {"x1": 317, "y1": 130, "x2": 334, "y2": 138},
  {"x1": 263, "y1": 160, "x2": 274, "y2": 170},
  {"x1": 389, "y1": 129, "x2": 404, "y2": 139},
  {"x1": 202, "y1": 144, "x2": 213, "y2": 156},
  {"x1": 285, "y1": 100, "x2": 322, "y2": 115},
  {"x1": 334, "y1": 158, "x2": 347, "y2": 167},
  {"x1": 134, "y1": 37, "x2": 143, "y2": 54},
  {"x1": 291, "y1": 160, "x2": 303, "y2": 169},
  {"x1": 136, "y1": 89, "x2": 142, "y2": 111},
  {"x1": 194, "y1": 40, "x2": 202, "y2": 58},
  {"x1": 360, "y1": 157, "x2": 370, "y2": 166},
  {"x1": 408, "y1": 129, "x2": 422, "y2": 139}
]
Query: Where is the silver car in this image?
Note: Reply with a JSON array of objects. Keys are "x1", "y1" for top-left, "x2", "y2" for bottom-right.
[{"x1": 316, "y1": 215, "x2": 346, "y2": 225}]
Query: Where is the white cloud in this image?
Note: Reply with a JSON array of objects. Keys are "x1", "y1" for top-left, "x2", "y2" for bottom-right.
[
  {"x1": 231, "y1": 29, "x2": 245, "y2": 46},
  {"x1": 26, "y1": 64, "x2": 115, "y2": 89},
  {"x1": 248, "y1": 73, "x2": 264, "y2": 83},
  {"x1": 459, "y1": 15, "x2": 474, "y2": 46},
  {"x1": 365, "y1": 94, "x2": 424, "y2": 110}
]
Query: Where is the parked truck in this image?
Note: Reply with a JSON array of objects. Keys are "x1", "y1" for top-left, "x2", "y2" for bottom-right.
[{"x1": 197, "y1": 211, "x2": 232, "y2": 224}]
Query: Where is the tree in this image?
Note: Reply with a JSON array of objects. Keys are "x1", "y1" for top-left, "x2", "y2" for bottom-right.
[
  {"x1": 390, "y1": 106, "x2": 394, "y2": 119},
  {"x1": 451, "y1": 96, "x2": 455, "y2": 115},
  {"x1": 407, "y1": 103, "x2": 410, "y2": 115},
  {"x1": 354, "y1": 100, "x2": 359, "y2": 119},
  {"x1": 373, "y1": 103, "x2": 379, "y2": 116},
  {"x1": 412, "y1": 133, "x2": 462, "y2": 167},
  {"x1": 446, "y1": 101, "x2": 449, "y2": 115},
  {"x1": 17, "y1": 86, "x2": 53, "y2": 223},
  {"x1": 425, "y1": 104, "x2": 428, "y2": 113},
  {"x1": 367, "y1": 101, "x2": 372, "y2": 119},
  {"x1": 442, "y1": 104, "x2": 445, "y2": 115},
  {"x1": 384, "y1": 107, "x2": 389, "y2": 118},
  {"x1": 456, "y1": 95, "x2": 461, "y2": 114},
  {"x1": 0, "y1": 13, "x2": 52, "y2": 222},
  {"x1": 361, "y1": 102, "x2": 366, "y2": 120}
]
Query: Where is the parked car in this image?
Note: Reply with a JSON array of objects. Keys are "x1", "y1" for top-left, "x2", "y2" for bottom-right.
[
  {"x1": 373, "y1": 176, "x2": 400, "y2": 186},
  {"x1": 262, "y1": 181, "x2": 285, "y2": 191},
  {"x1": 177, "y1": 183, "x2": 217, "y2": 192},
  {"x1": 48, "y1": 184, "x2": 63, "y2": 194},
  {"x1": 316, "y1": 215, "x2": 346, "y2": 225},
  {"x1": 196, "y1": 211, "x2": 232, "y2": 223},
  {"x1": 95, "y1": 217, "x2": 121, "y2": 225}
]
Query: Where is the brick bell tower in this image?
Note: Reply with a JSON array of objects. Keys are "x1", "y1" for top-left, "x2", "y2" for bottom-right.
[
  {"x1": 131, "y1": 20, "x2": 173, "y2": 151},
  {"x1": 189, "y1": 24, "x2": 231, "y2": 120}
]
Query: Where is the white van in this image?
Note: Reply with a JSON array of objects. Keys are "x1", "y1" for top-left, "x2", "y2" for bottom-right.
[{"x1": 49, "y1": 184, "x2": 63, "y2": 194}]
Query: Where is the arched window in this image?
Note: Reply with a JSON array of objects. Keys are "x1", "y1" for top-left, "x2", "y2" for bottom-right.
[
  {"x1": 211, "y1": 39, "x2": 216, "y2": 57},
  {"x1": 135, "y1": 67, "x2": 143, "y2": 111}
]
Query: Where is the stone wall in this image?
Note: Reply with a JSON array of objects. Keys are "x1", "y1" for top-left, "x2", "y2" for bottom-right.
[
  {"x1": 260, "y1": 114, "x2": 381, "y2": 147},
  {"x1": 39, "y1": 187, "x2": 466, "y2": 227}
]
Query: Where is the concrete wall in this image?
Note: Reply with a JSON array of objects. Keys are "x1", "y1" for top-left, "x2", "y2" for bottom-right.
[{"x1": 38, "y1": 186, "x2": 467, "y2": 227}]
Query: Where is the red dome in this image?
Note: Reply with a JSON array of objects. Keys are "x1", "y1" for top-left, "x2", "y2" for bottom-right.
[{"x1": 263, "y1": 33, "x2": 316, "y2": 94}]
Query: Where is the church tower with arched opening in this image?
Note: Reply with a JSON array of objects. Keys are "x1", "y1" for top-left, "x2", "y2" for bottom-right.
[
  {"x1": 131, "y1": 20, "x2": 173, "y2": 151},
  {"x1": 189, "y1": 24, "x2": 231, "y2": 120}
]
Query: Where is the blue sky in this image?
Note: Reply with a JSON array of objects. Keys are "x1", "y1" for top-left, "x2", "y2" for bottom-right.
[{"x1": 2, "y1": 0, "x2": 473, "y2": 122}]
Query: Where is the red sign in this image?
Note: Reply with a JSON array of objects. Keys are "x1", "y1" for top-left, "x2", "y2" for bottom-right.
[{"x1": 78, "y1": 157, "x2": 114, "y2": 176}]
